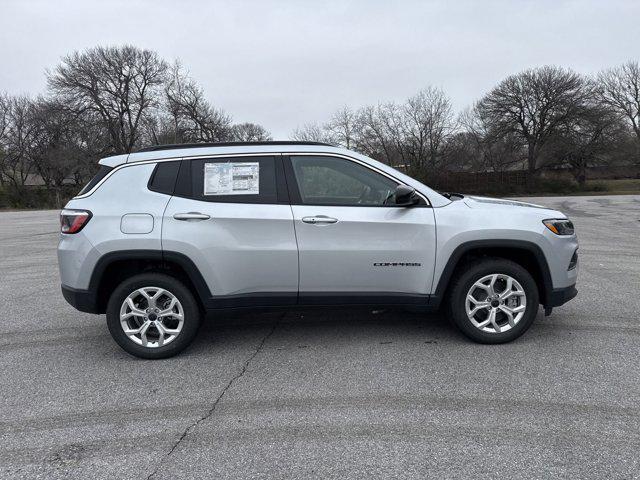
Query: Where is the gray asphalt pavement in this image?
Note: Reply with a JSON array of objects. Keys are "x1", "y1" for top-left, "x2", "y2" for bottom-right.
[{"x1": 1, "y1": 195, "x2": 639, "y2": 479}]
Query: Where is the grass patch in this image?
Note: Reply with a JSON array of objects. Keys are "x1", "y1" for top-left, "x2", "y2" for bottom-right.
[
  {"x1": 517, "y1": 178, "x2": 640, "y2": 197},
  {"x1": 588, "y1": 178, "x2": 640, "y2": 193}
]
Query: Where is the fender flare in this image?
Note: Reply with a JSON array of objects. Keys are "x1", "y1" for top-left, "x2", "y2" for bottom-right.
[
  {"x1": 429, "y1": 239, "x2": 553, "y2": 308},
  {"x1": 87, "y1": 249, "x2": 212, "y2": 309}
]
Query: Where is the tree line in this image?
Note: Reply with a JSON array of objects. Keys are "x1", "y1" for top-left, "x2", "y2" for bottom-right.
[
  {"x1": 293, "y1": 63, "x2": 640, "y2": 189},
  {"x1": 0, "y1": 45, "x2": 271, "y2": 207},
  {"x1": 1, "y1": 45, "x2": 639, "y2": 207}
]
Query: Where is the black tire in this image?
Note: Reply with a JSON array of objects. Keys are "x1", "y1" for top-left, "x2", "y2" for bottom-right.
[
  {"x1": 106, "y1": 273, "x2": 201, "y2": 359},
  {"x1": 448, "y1": 258, "x2": 539, "y2": 344}
]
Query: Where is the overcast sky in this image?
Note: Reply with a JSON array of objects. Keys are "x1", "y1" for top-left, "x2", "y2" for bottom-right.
[{"x1": 1, "y1": 0, "x2": 639, "y2": 138}]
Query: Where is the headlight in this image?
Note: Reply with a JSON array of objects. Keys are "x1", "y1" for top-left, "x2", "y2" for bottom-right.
[{"x1": 543, "y1": 218, "x2": 574, "y2": 236}]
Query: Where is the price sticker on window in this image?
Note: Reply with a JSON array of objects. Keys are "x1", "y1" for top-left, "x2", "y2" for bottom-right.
[{"x1": 204, "y1": 162, "x2": 259, "y2": 195}]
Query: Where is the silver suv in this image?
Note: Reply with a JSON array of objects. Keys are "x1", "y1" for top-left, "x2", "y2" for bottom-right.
[{"x1": 58, "y1": 142, "x2": 578, "y2": 358}]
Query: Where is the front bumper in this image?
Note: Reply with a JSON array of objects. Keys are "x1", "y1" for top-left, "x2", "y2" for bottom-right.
[
  {"x1": 61, "y1": 285, "x2": 101, "y2": 314},
  {"x1": 547, "y1": 284, "x2": 578, "y2": 307}
]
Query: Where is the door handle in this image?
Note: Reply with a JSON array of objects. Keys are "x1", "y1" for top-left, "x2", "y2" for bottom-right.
[
  {"x1": 173, "y1": 212, "x2": 211, "y2": 221},
  {"x1": 302, "y1": 215, "x2": 338, "y2": 225}
]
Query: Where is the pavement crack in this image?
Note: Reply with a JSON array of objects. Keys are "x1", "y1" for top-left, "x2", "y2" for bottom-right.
[{"x1": 145, "y1": 320, "x2": 280, "y2": 480}]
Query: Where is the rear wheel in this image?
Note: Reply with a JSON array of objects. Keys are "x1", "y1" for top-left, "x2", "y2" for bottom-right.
[
  {"x1": 106, "y1": 273, "x2": 201, "y2": 359},
  {"x1": 448, "y1": 258, "x2": 539, "y2": 343}
]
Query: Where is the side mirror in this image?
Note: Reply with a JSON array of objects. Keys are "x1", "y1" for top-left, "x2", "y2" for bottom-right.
[{"x1": 394, "y1": 184, "x2": 419, "y2": 207}]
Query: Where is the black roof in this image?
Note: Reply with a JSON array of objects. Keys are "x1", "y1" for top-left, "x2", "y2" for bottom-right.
[{"x1": 136, "y1": 141, "x2": 332, "y2": 153}]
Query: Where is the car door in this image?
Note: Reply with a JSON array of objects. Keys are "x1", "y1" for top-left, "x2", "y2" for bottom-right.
[
  {"x1": 162, "y1": 155, "x2": 298, "y2": 307},
  {"x1": 285, "y1": 154, "x2": 437, "y2": 305}
]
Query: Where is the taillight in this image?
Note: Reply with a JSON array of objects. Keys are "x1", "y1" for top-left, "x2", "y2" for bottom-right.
[{"x1": 60, "y1": 209, "x2": 92, "y2": 234}]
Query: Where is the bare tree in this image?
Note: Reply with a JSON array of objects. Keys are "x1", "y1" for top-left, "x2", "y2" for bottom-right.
[
  {"x1": 597, "y1": 61, "x2": 640, "y2": 146},
  {"x1": 375, "y1": 102, "x2": 410, "y2": 166},
  {"x1": 27, "y1": 98, "x2": 88, "y2": 206},
  {"x1": 353, "y1": 105, "x2": 388, "y2": 162},
  {"x1": 350, "y1": 104, "x2": 402, "y2": 166},
  {"x1": 74, "y1": 113, "x2": 114, "y2": 182},
  {"x1": 161, "y1": 62, "x2": 232, "y2": 144},
  {"x1": 48, "y1": 45, "x2": 167, "y2": 154},
  {"x1": 291, "y1": 122, "x2": 334, "y2": 143},
  {"x1": 0, "y1": 93, "x2": 9, "y2": 186},
  {"x1": 293, "y1": 108, "x2": 361, "y2": 148},
  {"x1": 325, "y1": 106, "x2": 358, "y2": 148},
  {"x1": 350, "y1": 89, "x2": 455, "y2": 174},
  {"x1": 230, "y1": 122, "x2": 272, "y2": 141},
  {"x1": 0, "y1": 93, "x2": 8, "y2": 145},
  {"x1": 458, "y1": 106, "x2": 524, "y2": 173},
  {"x1": 476, "y1": 66, "x2": 589, "y2": 186},
  {"x1": 8, "y1": 43, "x2": 640, "y2": 207},
  {"x1": 552, "y1": 84, "x2": 629, "y2": 185},
  {"x1": 0, "y1": 96, "x2": 37, "y2": 191},
  {"x1": 2, "y1": 46, "x2": 281, "y2": 207},
  {"x1": 401, "y1": 87, "x2": 456, "y2": 171}
]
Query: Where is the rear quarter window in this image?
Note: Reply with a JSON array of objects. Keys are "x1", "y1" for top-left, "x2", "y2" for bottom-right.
[
  {"x1": 148, "y1": 161, "x2": 180, "y2": 195},
  {"x1": 78, "y1": 165, "x2": 113, "y2": 196}
]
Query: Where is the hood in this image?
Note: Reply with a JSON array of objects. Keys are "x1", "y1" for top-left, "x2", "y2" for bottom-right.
[
  {"x1": 464, "y1": 195, "x2": 548, "y2": 210},
  {"x1": 463, "y1": 195, "x2": 565, "y2": 218}
]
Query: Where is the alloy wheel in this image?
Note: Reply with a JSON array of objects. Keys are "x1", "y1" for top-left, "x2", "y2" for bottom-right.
[
  {"x1": 465, "y1": 273, "x2": 527, "y2": 334},
  {"x1": 119, "y1": 286, "x2": 184, "y2": 348}
]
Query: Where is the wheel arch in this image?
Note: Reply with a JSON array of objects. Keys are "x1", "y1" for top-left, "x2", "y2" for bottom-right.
[
  {"x1": 431, "y1": 239, "x2": 553, "y2": 308},
  {"x1": 89, "y1": 250, "x2": 212, "y2": 314}
]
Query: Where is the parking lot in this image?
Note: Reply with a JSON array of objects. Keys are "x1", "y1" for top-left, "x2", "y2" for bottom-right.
[{"x1": 0, "y1": 194, "x2": 639, "y2": 479}]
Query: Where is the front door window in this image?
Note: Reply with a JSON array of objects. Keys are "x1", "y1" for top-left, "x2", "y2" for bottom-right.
[{"x1": 290, "y1": 156, "x2": 398, "y2": 206}]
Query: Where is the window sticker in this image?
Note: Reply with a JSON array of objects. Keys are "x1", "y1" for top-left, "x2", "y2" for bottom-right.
[{"x1": 204, "y1": 162, "x2": 259, "y2": 195}]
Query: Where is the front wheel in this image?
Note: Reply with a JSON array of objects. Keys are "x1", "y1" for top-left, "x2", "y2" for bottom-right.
[
  {"x1": 448, "y1": 258, "x2": 539, "y2": 343},
  {"x1": 106, "y1": 273, "x2": 201, "y2": 359}
]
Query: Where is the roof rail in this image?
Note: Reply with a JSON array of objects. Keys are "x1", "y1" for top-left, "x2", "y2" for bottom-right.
[{"x1": 136, "y1": 141, "x2": 333, "y2": 153}]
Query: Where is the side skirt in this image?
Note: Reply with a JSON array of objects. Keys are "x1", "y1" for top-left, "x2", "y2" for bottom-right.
[{"x1": 204, "y1": 292, "x2": 434, "y2": 312}]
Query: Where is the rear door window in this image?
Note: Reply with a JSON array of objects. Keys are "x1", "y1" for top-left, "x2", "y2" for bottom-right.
[{"x1": 188, "y1": 156, "x2": 279, "y2": 204}]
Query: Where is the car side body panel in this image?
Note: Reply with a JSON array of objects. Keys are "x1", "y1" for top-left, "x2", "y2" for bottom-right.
[
  {"x1": 59, "y1": 163, "x2": 171, "y2": 290},
  {"x1": 59, "y1": 144, "x2": 578, "y2": 319},
  {"x1": 291, "y1": 204, "x2": 437, "y2": 295},
  {"x1": 162, "y1": 195, "x2": 299, "y2": 297},
  {"x1": 431, "y1": 198, "x2": 578, "y2": 303}
]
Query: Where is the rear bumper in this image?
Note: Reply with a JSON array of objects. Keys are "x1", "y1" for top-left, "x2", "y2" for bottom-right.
[
  {"x1": 547, "y1": 284, "x2": 578, "y2": 307},
  {"x1": 61, "y1": 285, "x2": 101, "y2": 314}
]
